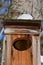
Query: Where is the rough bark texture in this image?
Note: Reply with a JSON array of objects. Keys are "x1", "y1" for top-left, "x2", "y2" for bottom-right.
[
  {"x1": 41, "y1": 0, "x2": 43, "y2": 19},
  {"x1": 10, "y1": 0, "x2": 43, "y2": 20}
]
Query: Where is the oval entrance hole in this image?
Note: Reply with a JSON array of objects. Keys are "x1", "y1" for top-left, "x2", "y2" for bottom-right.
[{"x1": 13, "y1": 39, "x2": 32, "y2": 51}]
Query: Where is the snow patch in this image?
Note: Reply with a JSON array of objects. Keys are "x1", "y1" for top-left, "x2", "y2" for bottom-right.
[{"x1": 17, "y1": 14, "x2": 33, "y2": 19}]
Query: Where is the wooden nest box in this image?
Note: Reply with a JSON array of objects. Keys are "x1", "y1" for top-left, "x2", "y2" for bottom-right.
[{"x1": 2, "y1": 20, "x2": 41, "y2": 65}]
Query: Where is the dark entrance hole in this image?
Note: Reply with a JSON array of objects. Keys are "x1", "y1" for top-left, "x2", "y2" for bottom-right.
[{"x1": 13, "y1": 38, "x2": 32, "y2": 51}]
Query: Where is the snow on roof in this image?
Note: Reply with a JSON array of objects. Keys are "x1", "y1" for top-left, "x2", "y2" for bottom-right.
[{"x1": 17, "y1": 14, "x2": 33, "y2": 20}]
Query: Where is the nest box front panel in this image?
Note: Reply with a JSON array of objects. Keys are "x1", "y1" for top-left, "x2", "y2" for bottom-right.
[{"x1": 10, "y1": 34, "x2": 32, "y2": 65}]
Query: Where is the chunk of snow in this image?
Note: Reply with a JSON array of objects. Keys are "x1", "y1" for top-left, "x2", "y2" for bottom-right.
[{"x1": 17, "y1": 14, "x2": 33, "y2": 19}]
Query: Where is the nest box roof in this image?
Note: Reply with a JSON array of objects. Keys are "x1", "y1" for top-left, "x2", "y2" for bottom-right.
[{"x1": 4, "y1": 19, "x2": 41, "y2": 30}]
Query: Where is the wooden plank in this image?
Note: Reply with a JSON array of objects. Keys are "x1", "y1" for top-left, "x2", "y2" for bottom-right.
[
  {"x1": 22, "y1": 51, "x2": 26, "y2": 65},
  {"x1": 4, "y1": 20, "x2": 41, "y2": 30},
  {"x1": 1, "y1": 36, "x2": 6, "y2": 65},
  {"x1": 11, "y1": 35, "x2": 19, "y2": 65},
  {"x1": 6, "y1": 35, "x2": 12, "y2": 65},
  {"x1": 27, "y1": 48, "x2": 32, "y2": 65},
  {"x1": 32, "y1": 36, "x2": 37, "y2": 65},
  {"x1": 4, "y1": 26, "x2": 40, "y2": 31},
  {"x1": 11, "y1": 34, "x2": 32, "y2": 65},
  {"x1": 4, "y1": 19, "x2": 41, "y2": 24},
  {"x1": 18, "y1": 51, "x2": 22, "y2": 65},
  {"x1": 12, "y1": 48, "x2": 19, "y2": 65},
  {"x1": 32, "y1": 35, "x2": 41, "y2": 65},
  {"x1": 36, "y1": 36, "x2": 41, "y2": 65}
]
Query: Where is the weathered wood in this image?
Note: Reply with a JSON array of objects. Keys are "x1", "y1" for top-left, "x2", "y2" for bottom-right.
[
  {"x1": 6, "y1": 35, "x2": 12, "y2": 65},
  {"x1": 4, "y1": 28, "x2": 40, "y2": 35},
  {"x1": 36, "y1": 36, "x2": 41, "y2": 65},
  {"x1": 8, "y1": 34, "x2": 32, "y2": 65},
  {"x1": 4, "y1": 20, "x2": 41, "y2": 30},
  {"x1": 1, "y1": 36, "x2": 7, "y2": 65},
  {"x1": 3, "y1": 20, "x2": 41, "y2": 65},
  {"x1": 32, "y1": 36, "x2": 37, "y2": 65},
  {"x1": 32, "y1": 35, "x2": 41, "y2": 65}
]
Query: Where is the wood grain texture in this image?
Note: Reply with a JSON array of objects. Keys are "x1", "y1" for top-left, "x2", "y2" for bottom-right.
[
  {"x1": 11, "y1": 34, "x2": 32, "y2": 65},
  {"x1": 12, "y1": 48, "x2": 32, "y2": 65}
]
